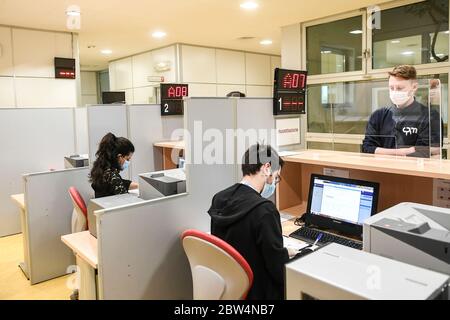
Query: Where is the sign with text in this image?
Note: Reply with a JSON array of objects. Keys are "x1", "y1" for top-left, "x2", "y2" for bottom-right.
[
  {"x1": 161, "y1": 83, "x2": 189, "y2": 116},
  {"x1": 276, "y1": 118, "x2": 301, "y2": 147}
]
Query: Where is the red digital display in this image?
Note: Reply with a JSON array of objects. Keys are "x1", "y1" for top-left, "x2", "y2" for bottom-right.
[
  {"x1": 281, "y1": 72, "x2": 307, "y2": 90},
  {"x1": 273, "y1": 68, "x2": 308, "y2": 115},
  {"x1": 161, "y1": 83, "x2": 189, "y2": 116},
  {"x1": 57, "y1": 69, "x2": 76, "y2": 79},
  {"x1": 161, "y1": 84, "x2": 189, "y2": 100}
]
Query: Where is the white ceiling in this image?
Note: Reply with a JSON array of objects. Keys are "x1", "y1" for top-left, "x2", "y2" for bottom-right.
[{"x1": 0, "y1": 0, "x2": 392, "y2": 71}]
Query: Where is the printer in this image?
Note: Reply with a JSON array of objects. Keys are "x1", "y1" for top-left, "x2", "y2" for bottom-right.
[
  {"x1": 286, "y1": 243, "x2": 449, "y2": 300},
  {"x1": 87, "y1": 193, "x2": 144, "y2": 238},
  {"x1": 363, "y1": 202, "x2": 450, "y2": 275},
  {"x1": 64, "y1": 154, "x2": 89, "y2": 168},
  {"x1": 138, "y1": 169, "x2": 186, "y2": 200}
]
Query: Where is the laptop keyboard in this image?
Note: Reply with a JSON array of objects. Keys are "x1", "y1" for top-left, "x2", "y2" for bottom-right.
[{"x1": 290, "y1": 226, "x2": 363, "y2": 250}]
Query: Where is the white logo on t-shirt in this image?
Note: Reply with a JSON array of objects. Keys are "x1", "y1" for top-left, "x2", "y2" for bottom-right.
[{"x1": 403, "y1": 127, "x2": 418, "y2": 136}]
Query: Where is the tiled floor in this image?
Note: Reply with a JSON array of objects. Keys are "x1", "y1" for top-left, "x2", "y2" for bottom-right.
[{"x1": 0, "y1": 234, "x2": 72, "y2": 300}]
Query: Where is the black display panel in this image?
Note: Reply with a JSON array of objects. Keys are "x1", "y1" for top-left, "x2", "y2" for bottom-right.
[
  {"x1": 273, "y1": 68, "x2": 308, "y2": 115},
  {"x1": 102, "y1": 91, "x2": 125, "y2": 104},
  {"x1": 161, "y1": 84, "x2": 189, "y2": 116}
]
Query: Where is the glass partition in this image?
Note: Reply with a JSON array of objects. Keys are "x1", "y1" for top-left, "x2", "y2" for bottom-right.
[{"x1": 308, "y1": 75, "x2": 447, "y2": 159}]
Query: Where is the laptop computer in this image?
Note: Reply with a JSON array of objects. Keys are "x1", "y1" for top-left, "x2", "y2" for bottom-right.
[{"x1": 290, "y1": 174, "x2": 379, "y2": 250}]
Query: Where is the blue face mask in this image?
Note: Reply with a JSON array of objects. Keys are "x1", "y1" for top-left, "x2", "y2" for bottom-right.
[
  {"x1": 121, "y1": 160, "x2": 130, "y2": 171},
  {"x1": 261, "y1": 180, "x2": 276, "y2": 199}
]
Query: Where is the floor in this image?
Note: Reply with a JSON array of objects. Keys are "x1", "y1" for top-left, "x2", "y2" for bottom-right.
[{"x1": 0, "y1": 234, "x2": 72, "y2": 300}]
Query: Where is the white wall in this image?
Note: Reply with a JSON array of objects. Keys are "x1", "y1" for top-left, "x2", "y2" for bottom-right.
[
  {"x1": 0, "y1": 26, "x2": 77, "y2": 108},
  {"x1": 108, "y1": 43, "x2": 281, "y2": 100},
  {"x1": 80, "y1": 71, "x2": 98, "y2": 107},
  {"x1": 109, "y1": 45, "x2": 177, "y2": 104},
  {"x1": 180, "y1": 44, "x2": 280, "y2": 97}
]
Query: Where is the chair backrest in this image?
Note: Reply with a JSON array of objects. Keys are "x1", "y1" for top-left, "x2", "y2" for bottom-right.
[
  {"x1": 68, "y1": 187, "x2": 88, "y2": 229},
  {"x1": 181, "y1": 229, "x2": 253, "y2": 300}
]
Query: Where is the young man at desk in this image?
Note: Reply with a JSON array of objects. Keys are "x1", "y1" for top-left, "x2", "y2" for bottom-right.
[
  {"x1": 362, "y1": 65, "x2": 442, "y2": 158},
  {"x1": 208, "y1": 144, "x2": 297, "y2": 300}
]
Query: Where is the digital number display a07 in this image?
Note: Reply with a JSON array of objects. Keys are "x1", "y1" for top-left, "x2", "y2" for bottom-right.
[{"x1": 273, "y1": 68, "x2": 308, "y2": 116}]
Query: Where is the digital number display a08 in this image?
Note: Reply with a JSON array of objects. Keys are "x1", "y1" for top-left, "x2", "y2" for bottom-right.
[{"x1": 161, "y1": 84, "x2": 189, "y2": 116}]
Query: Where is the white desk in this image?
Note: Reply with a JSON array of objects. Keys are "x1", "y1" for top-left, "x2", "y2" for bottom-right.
[
  {"x1": 10, "y1": 193, "x2": 30, "y2": 280},
  {"x1": 62, "y1": 231, "x2": 98, "y2": 300}
]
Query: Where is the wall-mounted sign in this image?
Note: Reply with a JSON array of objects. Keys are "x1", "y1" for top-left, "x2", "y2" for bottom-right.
[
  {"x1": 273, "y1": 68, "x2": 307, "y2": 115},
  {"x1": 54, "y1": 57, "x2": 76, "y2": 79},
  {"x1": 160, "y1": 83, "x2": 189, "y2": 116},
  {"x1": 276, "y1": 118, "x2": 301, "y2": 147}
]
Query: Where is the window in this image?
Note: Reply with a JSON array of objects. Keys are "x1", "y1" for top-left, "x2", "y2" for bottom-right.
[
  {"x1": 372, "y1": 0, "x2": 449, "y2": 69},
  {"x1": 306, "y1": 16, "x2": 363, "y2": 76}
]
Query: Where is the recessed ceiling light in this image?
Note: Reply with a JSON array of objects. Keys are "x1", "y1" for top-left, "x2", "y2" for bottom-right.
[
  {"x1": 349, "y1": 30, "x2": 363, "y2": 35},
  {"x1": 260, "y1": 39, "x2": 273, "y2": 45},
  {"x1": 152, "y1": 31, "x2": 167, "y2": 38},
  {"x1": 240, "y1": 2, "x2": 259, "y2": 10},
  {"x1": 321, "y1": 50, "x2": 332, "y2": 54},
  {"x1": 402, "y1": 51, "x2": 414, "y2": 56},
  {"x1": 445, "y1": 31, "x2": 450, "y2": 34},
  {"x1": 101, "y1": 49, "x2": 112, "y2": 55},
  {"x1": 66, "y1": 10, "x2": 80, "y2": 17},
  {"x1": 391, "y1": 40, "x2": 401, "y2": 44}
]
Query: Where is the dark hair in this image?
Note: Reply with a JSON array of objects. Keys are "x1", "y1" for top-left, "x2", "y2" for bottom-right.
[
  {"x1": 388, "y1": 65, "x2": 417, "y2": 80},
  {"x1": 89, "y1": 133, "x2": 135, "y2": 184},
  {"x1": 242, "y1": 143, "x2": 284, "y2": 176},
  {"x1": 227, "y1": 91, "x2": 246, "y2": 98}
]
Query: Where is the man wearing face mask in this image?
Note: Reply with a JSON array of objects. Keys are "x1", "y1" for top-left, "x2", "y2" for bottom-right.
[
  {"x1": 362, "y1": 65, "x2": 442, "y2": 158},
  {"x1": 208, "y1": 143, "x2": 295, "y2": 300}
]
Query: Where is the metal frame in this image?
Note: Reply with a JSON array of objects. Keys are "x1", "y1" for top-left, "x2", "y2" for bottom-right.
[{"x1": 302, "y1": 0, "x2": 450, "y2": 148}]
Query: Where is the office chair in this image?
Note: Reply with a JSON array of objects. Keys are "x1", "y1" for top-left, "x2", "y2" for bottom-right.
[
  {"x1": 181, "y1": 229, "x2": 253, "y2": 300},
  {"x1": 68, "y1": 187, "x2": 88, "y2": 233}
]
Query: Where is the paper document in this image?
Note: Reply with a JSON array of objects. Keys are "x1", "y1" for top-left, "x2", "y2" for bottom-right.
[{"x1": 283, "y1": 236, "x2": 310, "y2": 251}]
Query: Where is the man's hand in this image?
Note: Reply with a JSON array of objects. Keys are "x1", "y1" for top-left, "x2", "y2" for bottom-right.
[
  {"x1": 286, "y1": 246, "x2": 299, "y2": 259},
  {"x1": 396, "y1": 146, "x2": 416, "y2": 156}
]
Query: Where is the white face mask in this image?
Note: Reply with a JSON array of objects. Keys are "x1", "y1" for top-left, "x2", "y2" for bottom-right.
[
  {"x1": 390, "y1": 90, "x2": 412, "y2": 107},
  {"x1": 260, "y1": 168, "x2": 277, "y2": 199}
]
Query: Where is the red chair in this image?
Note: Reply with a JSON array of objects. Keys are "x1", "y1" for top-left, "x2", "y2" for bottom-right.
[
  {"x1": 181, "y1": 229, "x2": 253, "y2": 300},
  {"x1": 68, "y1": 187, "x2": 88, "y2": 233}
]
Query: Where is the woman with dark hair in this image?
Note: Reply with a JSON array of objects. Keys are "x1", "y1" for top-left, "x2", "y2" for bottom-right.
[{"x1": 90, "y1": 132, "x2": 139, "y2": 198}]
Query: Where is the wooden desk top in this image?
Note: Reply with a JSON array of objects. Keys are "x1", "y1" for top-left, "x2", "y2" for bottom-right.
[
  {"x1": 153, "y1": 140, "x2": 185, "y2": 150},
  {"x1": 61, "y1": 231, "x2": 98, "y2": 269},
  {"x1": 283, "y1": 149, "x2": 450, "y2": 180},
  {"x1": 10, "y1": 194, "x2": 25, "y2": 210}
]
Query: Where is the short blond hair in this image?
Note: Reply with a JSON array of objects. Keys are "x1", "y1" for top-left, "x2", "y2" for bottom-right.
[{"x1": 388, "y1": 65, "x2": 417, "y2": 80}]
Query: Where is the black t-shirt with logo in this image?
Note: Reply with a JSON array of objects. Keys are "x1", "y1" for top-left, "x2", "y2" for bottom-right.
[{"x1": 362, "y1": 100, "x2": 442, "y2": 158}]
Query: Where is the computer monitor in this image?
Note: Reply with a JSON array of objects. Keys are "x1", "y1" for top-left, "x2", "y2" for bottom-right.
[
  {"x1": 102, "y1": 91, "x2": 125, "y2": 104},
  {"x1": 305, "y1": 174, "x2": 379, "y2": 237}
]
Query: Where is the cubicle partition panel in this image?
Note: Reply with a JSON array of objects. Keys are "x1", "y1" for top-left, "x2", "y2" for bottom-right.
[
  {"x1": 127, "y1": 105, "x2": 183, "y2": 181},
  {"x1": 74, "y1": 107, "x2": 89, "y2": 155},
  {"x1": 86, "y1": 105, "x2": 129, "y2": 179},
  {"x1": 128, "y1": 105, "x2": 164, "y2": 181},
  {"x1": 0, "y1": 108, "x2": 77, "y2": 237},
  {"x1": 23, "y1": 167, "x2": 92, "y2": 284},
  {"x1": 96, "y1": 98, "x2": 237, "y2": 299}
]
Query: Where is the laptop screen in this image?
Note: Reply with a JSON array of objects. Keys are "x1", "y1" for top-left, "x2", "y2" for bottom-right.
[{"x1": 309, "y1": 176, "x2": 376, "y2": 225}]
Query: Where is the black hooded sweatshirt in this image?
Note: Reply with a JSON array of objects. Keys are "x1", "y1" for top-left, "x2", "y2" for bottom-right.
[{"x1": 208, "y1": 183, "x2": 289, "y2": 300}]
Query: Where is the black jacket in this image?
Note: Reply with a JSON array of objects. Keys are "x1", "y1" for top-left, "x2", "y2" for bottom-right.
[
  {"x1": 362, "y1": 101, "x2": 442, "y2": 158},
  {"x1": 208, "y1": 183, "x2": 289, "y2": 300},
  {"x1": 92, "y1": 168, "x2": 132, "y2": 198}
]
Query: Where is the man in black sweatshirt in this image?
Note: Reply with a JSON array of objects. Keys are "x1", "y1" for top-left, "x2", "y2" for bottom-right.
[
  {"x1": 362, "y1": 65, "x2": 442, "y2": 158},
  {"x1": 208, "y1": 144, "x2": 296, "y2": 300}
]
